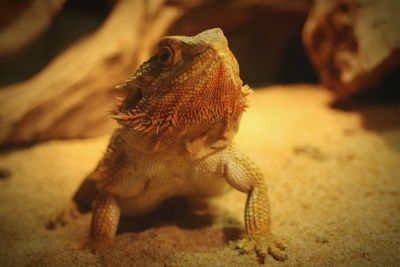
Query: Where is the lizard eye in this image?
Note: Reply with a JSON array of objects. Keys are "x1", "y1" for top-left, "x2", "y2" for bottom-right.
[{"x1": 158, "y1": 46, "x2": 173, "y2": 64}]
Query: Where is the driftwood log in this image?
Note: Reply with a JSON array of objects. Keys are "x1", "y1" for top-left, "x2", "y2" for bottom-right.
[
  {"x1": 0, "y1": 0, "x2": 310, "y2": 146},
  {"x1": 303, "y1": 0, "x2": 400, "y2": 99},
  {"x1": 0, "y1": 0, "x2": 66, "y2": 58}
]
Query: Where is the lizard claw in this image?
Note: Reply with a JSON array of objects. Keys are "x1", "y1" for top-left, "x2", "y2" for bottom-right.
[
  {"x1": 265, "y1": 236, "x2": 287, "y2": 262},
  {"x1": 46, "y1": 201, "x2": 82, "y2": 230},
  {"x1": 234, "y1": 234, "x2": 288, "y2": 263}
]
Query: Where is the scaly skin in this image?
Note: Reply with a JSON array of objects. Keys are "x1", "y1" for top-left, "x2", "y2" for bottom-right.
[{"x1": 50, "y1": 28, "x2": 287, "y2": 262}]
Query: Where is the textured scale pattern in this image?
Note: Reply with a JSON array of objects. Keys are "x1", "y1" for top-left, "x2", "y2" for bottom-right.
[
  {"x1": 57, "y1": 28, "x2": 287, "y2": 263},
  {"x1": 90, "y1": 193, "x2": 120, "y2": 239}
]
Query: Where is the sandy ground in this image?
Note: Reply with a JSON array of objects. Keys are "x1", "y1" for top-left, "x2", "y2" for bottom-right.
[{"x1": 0, "y1": 85, "x2": 399, "y2": 266}]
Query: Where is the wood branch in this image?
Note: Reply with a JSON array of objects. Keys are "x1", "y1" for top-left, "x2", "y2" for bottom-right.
[
  {"x1": 0, "y1": 0, "x2": 182, "y2": 145},
  {"x1": 302, "y1": 0, "x2": 400, "y2": 99},
  {"x1": 0, "y1": 0, "x2": 66, "y2": 58}
]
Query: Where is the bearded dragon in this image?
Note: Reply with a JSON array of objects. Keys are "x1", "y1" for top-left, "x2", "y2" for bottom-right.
[{"x1": 50, "y1": 28, "x2": 287, "y2": 262}]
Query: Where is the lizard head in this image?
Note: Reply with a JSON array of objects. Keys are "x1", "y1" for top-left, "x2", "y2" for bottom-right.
[{"x1": 112, "y1": 28, "x2": 251, "y2": 150}]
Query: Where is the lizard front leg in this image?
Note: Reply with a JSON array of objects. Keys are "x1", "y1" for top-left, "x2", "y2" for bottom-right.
[
  {"x1": 90, "y1": 192, "x2": 121, "y2": 241},
  {"x1": 46, "y1": 176, "x2": 99, "y2": 229},
  {"x1": 223, "y1": 145, "x2": 287, "y2": 262},
  {"x1": 47, "y1": 130, "x2": 124, "y2": 230}
]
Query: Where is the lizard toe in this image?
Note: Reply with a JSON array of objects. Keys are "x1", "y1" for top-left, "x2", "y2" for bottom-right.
[{"x1": 46, "y1": 202, "x2": 82, "y2": 230}]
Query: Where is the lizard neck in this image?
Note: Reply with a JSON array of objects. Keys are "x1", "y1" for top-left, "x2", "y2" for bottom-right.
[{"x1": 119, "y1": 113, "x2": 242, "y2": 159}]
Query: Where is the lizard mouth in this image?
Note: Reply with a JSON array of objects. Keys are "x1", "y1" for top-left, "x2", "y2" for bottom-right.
[
  {"x1": 121, "y1": 87, "x2": 143, "y2": 112},
  {"x1": 112, "y1": 86, "x2": 144, "y2": 122}
]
